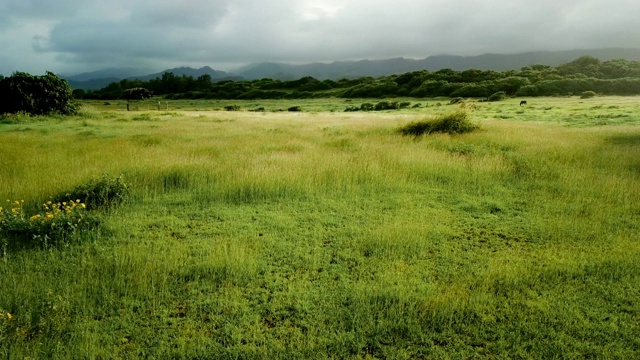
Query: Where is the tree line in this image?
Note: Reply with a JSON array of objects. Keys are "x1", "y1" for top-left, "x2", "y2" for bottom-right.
[{"x1": 67, "y1": 55, "x2": 640, "y2": 100}]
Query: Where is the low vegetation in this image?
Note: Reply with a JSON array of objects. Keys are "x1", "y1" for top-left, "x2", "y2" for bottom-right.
[
  {"x1": 398, "y1": 110, "x2": 478, "y2": 136},
  {"x1": 54, "y1": 174, "x2": 130, "y2": 210},
  {"x1": 0, "y1": 97, "x2": 639, "y2": 358},
  {"x1": 75, "y1": 56, "x2": 640, "y2": 101}
]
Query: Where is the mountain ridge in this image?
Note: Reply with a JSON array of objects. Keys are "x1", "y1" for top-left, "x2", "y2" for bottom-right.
[{"x1": 64, "y1": 48, "x2": 640, "y2": 90}]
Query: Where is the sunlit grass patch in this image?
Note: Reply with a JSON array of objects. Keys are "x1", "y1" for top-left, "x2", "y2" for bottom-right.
[{"x1": 0, "y1": 97, "x2": 639, "y2": 358}]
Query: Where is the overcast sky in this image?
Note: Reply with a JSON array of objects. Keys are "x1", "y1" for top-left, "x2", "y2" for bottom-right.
[{"x1": 1, "y1": 0, "x2": 639, "y2": 76}]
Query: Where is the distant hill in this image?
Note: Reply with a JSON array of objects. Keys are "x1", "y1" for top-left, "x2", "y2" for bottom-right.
[
  {"x1": 64, "y1": 48, "x2": 640, "y2": 89},
  {"x1": 131, "y1": 66, "x2": 233, "y2": 81},
  {"x1": 65, "y1": 66, "x2": 238, "y2": 90},
  {"x1": 234, "y1": 48, "x2": 640, "y2": 80}
]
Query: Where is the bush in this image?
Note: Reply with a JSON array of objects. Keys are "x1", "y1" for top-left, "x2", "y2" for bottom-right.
[
  {"x1": 488, "y1": 91, "x2": 507, "y2": 102},
  {"x1": 374, "y1": 101, "x2": 399, "y2": 111},
  {"x1": 122, "y1": 87, "x2": 152, "y2": 100},
  {"x1": 449, "y1": 97, "x2": 463, "y2": 104},
  {"x1": 398, "y1": 111, "x2": 478, "y2": 136},
  {"x1": 54, "y1": 174, "x2": 129, "y2": 210},
  {"x1": 580, "y1": 91, "x2": 597, "y2": 99},
  {"x1": 224, "y1": 105, "x2": 240, "y2": 111},
  {"x1": 360, "y1": 103, "x2": 374, "y2": 111},
  {"x1": 0, "y1": 71, "x2": 77, "y2": 115},
  {"x1": 288, "y1": 106, "x2": 302, "y2": 112}
]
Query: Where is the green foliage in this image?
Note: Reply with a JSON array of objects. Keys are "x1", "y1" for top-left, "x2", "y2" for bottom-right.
[
  {"x1": 360, "y1": 103, "x2": 374, "y2": 111},
  {"x1": 1, "y1": 100, "x2": 639, "y2": 357},
  {"x1": 54, "y1": 174, "x2": 129, "y2": 210},
  {"x1": 81, "y1": 56, "x2": 640, "y2": 101},
  {"x1": 0, "y1": 71, "x2": 77, "y2": 115},
  {"x1": 398, "y1": 110, "x2": 478, "y2": 136},
  {"x1": 344, "y1": 101, "x2": 412, "y2": 112},
  {"x1": 122, "y1": 87, "x2": 153, "y2": 100},
  {"x1": 450, "y1": 83, "x2": 492, "y2": 98},
  {"x1": 374, "y1": 101, "x2": 398, "y2": 110},
  {"x1": 580, "y1": 90, "x2": 597, "y2": 99},
  {"x1": 0, "y1": 199, "x2": 93, "y2": 250},
  {"x1": 224, "y1": 104, "x2": 241, "y2": 111},
  {"x1": 488, "y1": 91, "x2": 508, "y2": 102}
]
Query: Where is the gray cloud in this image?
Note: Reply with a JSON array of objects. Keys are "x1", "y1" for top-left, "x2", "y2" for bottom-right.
[{"x1": 1, "y1": 0, "x2": 640, "y2": 75}]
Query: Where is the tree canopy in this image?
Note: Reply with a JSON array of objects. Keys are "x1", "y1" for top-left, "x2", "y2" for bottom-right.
[
  {"x1": 0, "y1": 71, "x2": 77, "y2": 115},
  {"x1": 76, "y1": 56, "x2": 640, "y2": 100}
]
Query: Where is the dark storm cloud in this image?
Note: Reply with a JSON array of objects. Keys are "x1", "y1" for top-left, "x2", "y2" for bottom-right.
[{"x1": 2, "y1": 0, "x2": 640, "y2": 75}]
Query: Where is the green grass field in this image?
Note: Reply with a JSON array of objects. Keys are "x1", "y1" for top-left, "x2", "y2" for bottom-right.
[{"x1": 1, "y1": 97, "x2": 639, "y2": 358}]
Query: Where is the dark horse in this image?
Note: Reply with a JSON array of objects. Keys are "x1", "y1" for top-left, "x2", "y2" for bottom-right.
[{"x1": 520, "y1": 100, "x2": 527, "y2": 106}]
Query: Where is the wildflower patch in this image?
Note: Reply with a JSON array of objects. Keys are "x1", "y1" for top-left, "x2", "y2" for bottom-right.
[{"x1": 0, "y1": 199, "x2": 96, "y2": 251}]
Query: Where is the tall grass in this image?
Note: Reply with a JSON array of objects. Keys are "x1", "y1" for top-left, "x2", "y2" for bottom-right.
[{"x1": 1, "y1": 98, "x2": 639, "y2": 358}]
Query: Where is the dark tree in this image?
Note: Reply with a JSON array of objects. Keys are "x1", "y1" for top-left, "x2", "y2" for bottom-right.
[
  {"x1": 122, "y1": 87, "x2": 153, "y2": 100},
  {"x1": 0, "y1": 71, "x2": 77, "y2": 115}
]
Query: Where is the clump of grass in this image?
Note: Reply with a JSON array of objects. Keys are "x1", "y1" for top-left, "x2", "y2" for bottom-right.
[
  {"x1": 398, "y1": 110, "x2": 478, "y2": 136},
  {"x1": 0, "y1": 199, "x2": 93, "y2": 251},
  {"x1": 55, "y1": 174, "x2": 129, "y2": 210}
]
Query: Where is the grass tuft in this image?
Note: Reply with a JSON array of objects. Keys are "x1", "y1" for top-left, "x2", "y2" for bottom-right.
[
  {"x1": 398, "y1": 110, "x2": 478, "y2": 136},
  {"x1": 54, "y1": 174, "x2": 130, "y2": 210}
]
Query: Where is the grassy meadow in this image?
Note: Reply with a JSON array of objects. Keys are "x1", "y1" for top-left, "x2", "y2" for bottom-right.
[{"x1": 1, "y1": 96, "x2": 639, "y2": 358}]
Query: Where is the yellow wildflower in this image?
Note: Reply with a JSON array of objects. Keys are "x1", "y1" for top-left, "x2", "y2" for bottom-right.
[
  {"x1": 29, "y1": 214, "x2": 41, "y2": 221},
  {"x1": 7, "y1": 313, "x2": 12, "y2": 320}
]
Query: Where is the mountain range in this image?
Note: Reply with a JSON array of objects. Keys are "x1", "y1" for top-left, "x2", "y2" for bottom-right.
[{"x1": 64, "y1": 48, "x2": 640, "y2": 90}]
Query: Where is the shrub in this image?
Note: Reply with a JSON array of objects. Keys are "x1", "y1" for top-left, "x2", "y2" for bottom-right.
[
  {"x1": 54, "y1": 174, "x2": 129, "y2": 210},
  {"x1": 360, "y1": 103, "x2": 374, "y2": 111},
  {"x1": 0, "y1": 71, "x2": 77, "y2": 115},
  {"x1": 122, "y1": 87, "x2": 152, "y2": 100},
  {"x1": 449, "y1": 97, "x2": 463, "y2": 104},
  {"x1": 398, "y1": 111, "x2": 478, "y2": 136},
  {"x1": 374, "y1": 101, "x2": 399, "y2": 111},
  {"x1": 488, "y1": 91, "x2": 507, "y2": 102},
  {"x1": 580, "y1": 91, "x2": 597, "y2": 99},
  {"x1": 288, "y1": 106, "x2": 302, "y2": 112},
  {"x1": 224, "y1": 105, "x2": 240, "y2": 111}
]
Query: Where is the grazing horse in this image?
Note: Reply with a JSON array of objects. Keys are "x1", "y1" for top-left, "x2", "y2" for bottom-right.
[{"x1": 520, "y1": 100, "x2": 527, "y2": 106}]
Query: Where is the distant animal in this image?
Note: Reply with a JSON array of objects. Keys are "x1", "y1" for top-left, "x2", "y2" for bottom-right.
[{"x1": 520, "y1": 100, "x2": 527, "y2": 106}]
